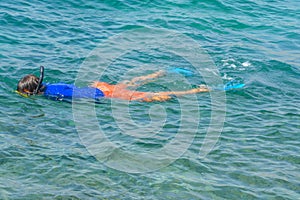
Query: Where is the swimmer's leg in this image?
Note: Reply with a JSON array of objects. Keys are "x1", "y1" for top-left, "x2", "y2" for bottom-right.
[
  {"x1": 140, "y1": 85, "x2": 209, "y2": 102},
  {"x1": 156, "y1": 85, "x2": 209, "y2": 96},
  {"x1": 140, "y1": 94, "x2": 172, "y2": 102},
  {"x1": 123, "y1": 70, "x2": 166, "y2": 87}
]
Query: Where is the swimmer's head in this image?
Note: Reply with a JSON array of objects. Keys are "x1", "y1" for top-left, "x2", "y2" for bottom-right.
[{"x1": 17, "y1": 74, "x2": 45, "y2": 96}]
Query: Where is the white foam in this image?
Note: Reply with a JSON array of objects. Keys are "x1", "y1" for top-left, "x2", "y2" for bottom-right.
[{"x1": 242, "y1": 61, "x2": 251, "y2": 67}]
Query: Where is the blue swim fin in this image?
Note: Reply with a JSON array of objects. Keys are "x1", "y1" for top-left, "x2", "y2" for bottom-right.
[
  {"x1": 223, "y1": 81, "x2": 245, "y2": 91},
  {"x1": 167, "y1": 67, "x2": 194, "y2": 76},
  {"x1": 209, "y1": 80, "x2": 245, "y2": 91}
]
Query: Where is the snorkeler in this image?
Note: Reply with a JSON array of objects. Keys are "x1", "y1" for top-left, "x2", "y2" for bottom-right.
[
  {"x1": 16, "y1": 66, "x2": 212, "y2": 102},
  {"x1": 17, "y1": 66, "x2": 245, "y2": 102}
]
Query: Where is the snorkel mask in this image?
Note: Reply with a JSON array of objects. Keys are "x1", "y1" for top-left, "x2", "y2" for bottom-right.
[{"x1": 16, "y1": 66, "x2": 45, "y2": 97}]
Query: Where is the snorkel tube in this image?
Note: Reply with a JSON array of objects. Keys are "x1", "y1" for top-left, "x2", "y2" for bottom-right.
[{"x1": 33, "y1": 66, "x2": 45, "y2": 95}]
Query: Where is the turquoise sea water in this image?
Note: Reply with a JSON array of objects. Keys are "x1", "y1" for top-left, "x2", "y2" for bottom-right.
[{"x1": 1, "y1": 0, "x2": 299, "y2": 199}]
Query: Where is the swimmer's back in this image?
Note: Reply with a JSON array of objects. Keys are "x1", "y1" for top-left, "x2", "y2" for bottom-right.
[{"x1": 44, "y1": 83, "x2": 104, "y2": 99}]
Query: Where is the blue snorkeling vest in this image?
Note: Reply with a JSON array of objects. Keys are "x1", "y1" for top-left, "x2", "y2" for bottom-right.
[{"x1": 43, "y1": 83, "x2": 104, "y2": 100}]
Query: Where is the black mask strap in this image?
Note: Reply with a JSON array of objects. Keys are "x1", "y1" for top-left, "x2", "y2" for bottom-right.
[{"x1": 33, "y1": 66, "x2": 44, "y2": 95}]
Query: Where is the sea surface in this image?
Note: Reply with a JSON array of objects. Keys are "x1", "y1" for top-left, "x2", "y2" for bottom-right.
[{"x1": 0, "y1": 0, "x2": 299, "y2": 199}]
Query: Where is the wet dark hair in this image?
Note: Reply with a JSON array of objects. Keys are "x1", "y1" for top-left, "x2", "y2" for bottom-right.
[{"x1": 17, "y1": 74, "x2": 45, "y2": 95}]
